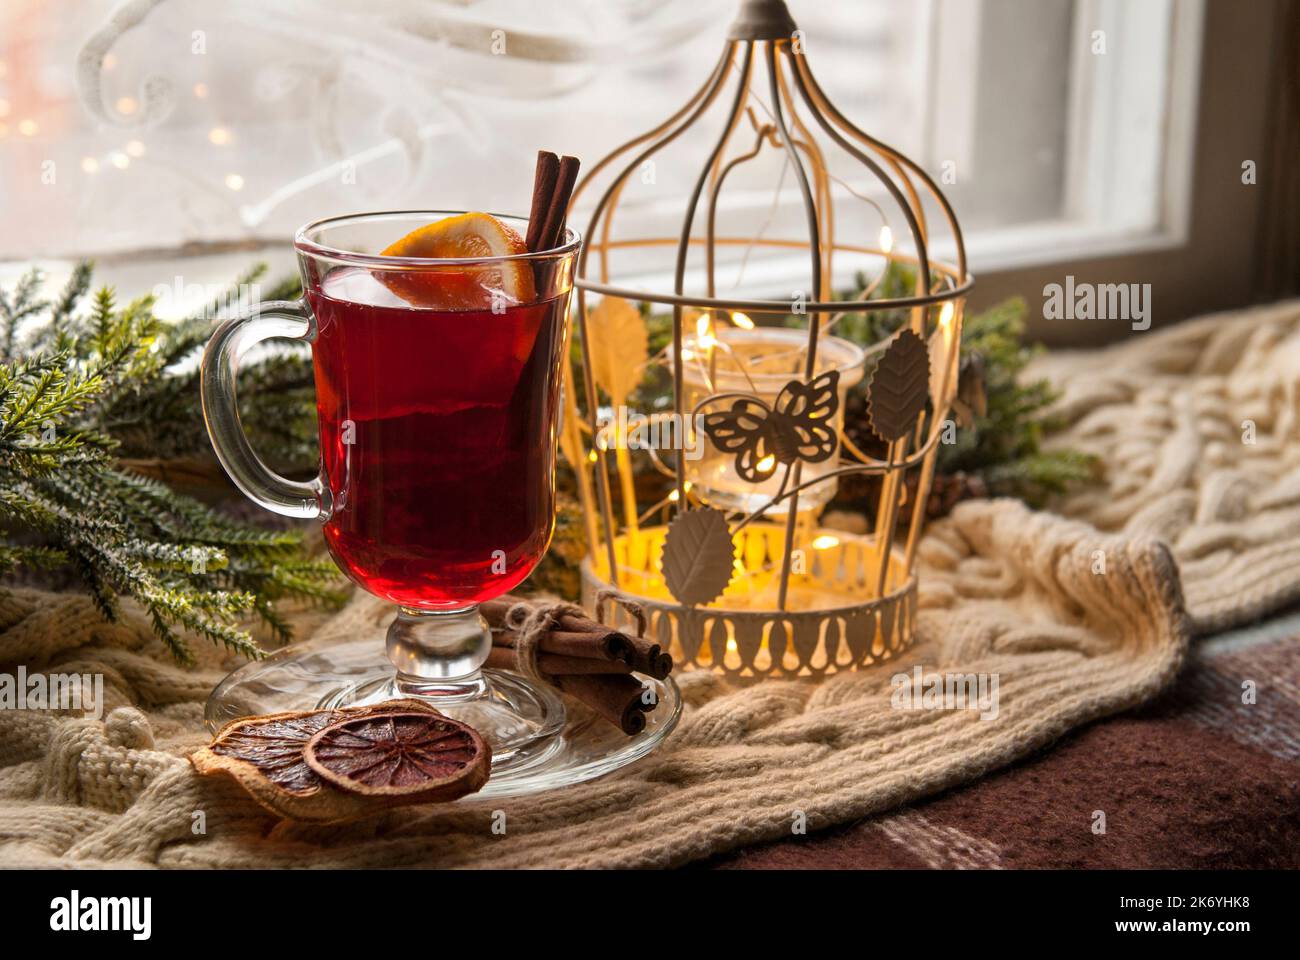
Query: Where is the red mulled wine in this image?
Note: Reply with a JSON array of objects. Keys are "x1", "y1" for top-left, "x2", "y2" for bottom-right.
[{"x1": 307, "y1": 268, "x2": 566, "y2": 608}]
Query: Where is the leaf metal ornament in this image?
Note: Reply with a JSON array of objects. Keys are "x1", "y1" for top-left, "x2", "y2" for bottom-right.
[
  {"x1": 702, "y1": 370, "x2": 840, "y2": 483},
  {"x1": 587, "y1": 295, "x2": 650, "y2": 537},
  {"x1": 661, "y1": 506, "x2": 736, "y2": 606},
  {"x1": 587, "y1": 295, "x2": 648, "y2": 406},
  {"x1": 867, "y1": 329, "x2": 931, "y2": 442}
]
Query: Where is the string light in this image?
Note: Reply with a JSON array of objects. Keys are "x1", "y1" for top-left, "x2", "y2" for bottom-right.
[
  {"x1": 18, "y1": 119, "x2": 38, "y2": 137},
  {"x1": 80, "y1": 157, "x2": 99, "y2": 173},
  {"x1": 102, "y1": 53, "x2": 117, "y2": 71},
  {"x1": 193, "y1": 82, "x2": 209, "y2": 99},
  {"x1": 695, "y1": 313, "x2": 717, "y2": 350},
  {"x1": 0, "y1": 99, "x2": 10, "y2": 118},
  {"x1": 756, "y1": 454, "x2": 776, "y2": 473},
  {"x1": 879, "y1": 224, "x2": 893, "y2": 254},
  {"x1": 109, "y1": 151, "x2": 130, "y2": 169},
  {"x1": 208, "y1": 126, "x2": 231, "y2": 145},
  {"x1": 115, "y1": 96, "x2": 138, "y2": 116},
  {"x1": 811, "y1": 535, "x2": 840, "y2": 550},
  {"x1": 729, "y1": 311, "x2": 754, "y2": 329},
  {"x1": 125, "y1": 140, "x2": 145, "y2": 157},
  {"x1": 939, "y1": 302, "x2": 954, "y2": 328},
  {"x1": 224, "y1": 173, "x2": 245, "y2": 191}
]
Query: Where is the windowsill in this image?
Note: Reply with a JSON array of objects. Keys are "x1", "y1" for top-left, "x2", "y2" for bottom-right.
[
  {"x1": 956, "y1": 218, "x2": 1189, "y2": 275},
  {"x1": 576, "y1": 217, "x2": 1188, "y2": 305},
  {"x1": 1, "y1": 215, "x2": 1188, "y2": 322}
]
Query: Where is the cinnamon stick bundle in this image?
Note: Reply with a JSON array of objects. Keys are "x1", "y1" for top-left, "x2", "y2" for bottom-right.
[
  {"x1": 482, "y1": 594, "x2": 672, "y2": 735},
  {"x1": 481, "y1": 598, "x2": 631, "y2": 662},
  {"x1": 484, "y1": 648, "x2": 632, "y2": 677},
  {"x1": 555, "y1": 674, "x2": 651, "y2": 737}
]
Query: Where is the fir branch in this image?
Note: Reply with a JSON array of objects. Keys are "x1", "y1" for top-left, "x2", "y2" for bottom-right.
[
  {"x1": 0, "y1": 543, "x2": 68, "y2": 573},
  {"x1": 0, "y1": 268, "x2": 48, "y2": 362},
  {"x1": 0, "y1": 263, "x2": 345, "y2": 664},
  {"x1": 49, "y1": 261, "x2": 94, "y2": 332},
  {"x1": 160, "y1": 262, "x2": 268, "y2": 367}
]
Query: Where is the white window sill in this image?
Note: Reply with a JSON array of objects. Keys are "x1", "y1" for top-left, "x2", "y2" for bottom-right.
[
  {"x1": 2, "y1": 214, "x2": 1190, "y2": 324},
  {"x1": 588, "y1": 218, "x2": 1189, "y2": 306}
]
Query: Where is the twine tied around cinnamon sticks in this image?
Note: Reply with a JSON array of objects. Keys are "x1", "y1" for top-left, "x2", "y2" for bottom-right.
[
  {"x1": 482, "y1": 594, "x2": 672, "y2": 736},
  {"x1": 594, "y1": 587, "x2": 647, "y2": 638},
  {"x1": 497, "y1": 598, "x2": 586, "y2": 682}
]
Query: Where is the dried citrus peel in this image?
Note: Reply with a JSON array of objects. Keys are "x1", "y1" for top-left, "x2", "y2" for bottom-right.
[
  {"x1": 190, "y1": 699, "x2": 491, "y2": 823},
  {"x1": 305, "y1": 712, "x2": 489, "y2": 802}
]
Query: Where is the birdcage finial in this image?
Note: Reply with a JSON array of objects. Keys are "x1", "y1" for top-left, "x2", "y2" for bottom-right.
[{"x1": 728, "y1": 0, "x2": 798, "y2": 40}]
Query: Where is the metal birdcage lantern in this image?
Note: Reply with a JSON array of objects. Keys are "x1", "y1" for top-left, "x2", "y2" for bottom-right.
[{"x1": 564, "y1": 0, "x2": 972, "y2": 682}]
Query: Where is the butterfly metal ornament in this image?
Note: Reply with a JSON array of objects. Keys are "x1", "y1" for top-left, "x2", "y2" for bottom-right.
[{"x1": 702, "y1": 370, "x2": 841, "y2": 483}]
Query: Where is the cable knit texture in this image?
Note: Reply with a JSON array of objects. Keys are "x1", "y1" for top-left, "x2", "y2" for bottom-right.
[{"x1": 1, "y1": 301, "x2": 1298, "y2": 868}]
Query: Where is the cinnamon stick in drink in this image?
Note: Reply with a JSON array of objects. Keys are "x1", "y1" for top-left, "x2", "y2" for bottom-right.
[
  {"x1": 537, "y1": 154, "x2": 580, "y2": 250},
  {"x1": 525, "y1": 151, "x2": 560, "y2": 253},
  {"x1": 524, "y1": 150, "x2": 580, "y2": 254}
]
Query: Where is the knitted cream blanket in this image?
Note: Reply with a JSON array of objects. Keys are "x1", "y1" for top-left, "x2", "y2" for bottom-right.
[{"x1": 2, "y1": 301, "x2": 1298, "y2": 869}]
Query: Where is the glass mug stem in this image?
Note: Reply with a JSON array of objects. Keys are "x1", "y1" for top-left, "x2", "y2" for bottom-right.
[
  {"x1": 200, "y1": 299, "x2": 494, "y2": 691},
  {"x1": 386, "y1": 606, "x2": 493, "y2": 701}
]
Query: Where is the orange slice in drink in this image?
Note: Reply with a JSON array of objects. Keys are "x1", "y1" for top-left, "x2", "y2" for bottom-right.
[{"x1": 379, "y1": 212, "x2": 536, "y2": 309}]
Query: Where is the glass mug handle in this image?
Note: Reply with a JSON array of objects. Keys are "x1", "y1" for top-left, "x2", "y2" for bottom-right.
[{"x1": 200, "y1": 300, "x2": 330, "y2": 520}]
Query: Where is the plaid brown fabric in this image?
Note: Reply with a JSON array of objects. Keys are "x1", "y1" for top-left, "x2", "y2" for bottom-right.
[{"x1": 708, "y1": 622, "x2": 1300, "y2": 869}]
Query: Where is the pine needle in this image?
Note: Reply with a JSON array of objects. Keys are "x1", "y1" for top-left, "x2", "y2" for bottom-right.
[{"x1": 0, "y1": 262, "x2": 345, "y2": 664}]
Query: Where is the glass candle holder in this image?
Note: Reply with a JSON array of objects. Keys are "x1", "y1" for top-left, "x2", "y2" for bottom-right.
[{"x1": 680, "y1": 326, "x2": 865, "y2": 516}]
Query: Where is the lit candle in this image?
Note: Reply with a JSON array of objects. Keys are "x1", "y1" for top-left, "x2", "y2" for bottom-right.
[{"x1": 678, "y1": 327, "x2": 865, "y2": 517}]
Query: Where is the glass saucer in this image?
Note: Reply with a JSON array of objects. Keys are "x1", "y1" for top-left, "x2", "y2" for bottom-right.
[{"x1": 205, "y1": 632, "x2": 681, "y2": 799}]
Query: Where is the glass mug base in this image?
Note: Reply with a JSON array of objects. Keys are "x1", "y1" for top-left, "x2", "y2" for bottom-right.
[
  {"x1": 204, "y1": 636, "x2": 681, "y2": 798},
  {"x1": 318, "y1": 667, "x2": 568, "y2": 772}
]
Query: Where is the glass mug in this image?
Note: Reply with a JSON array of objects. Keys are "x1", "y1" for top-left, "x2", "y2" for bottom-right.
[{"x1": 201, "y1": 211, "x2": 579, "y2": 760}]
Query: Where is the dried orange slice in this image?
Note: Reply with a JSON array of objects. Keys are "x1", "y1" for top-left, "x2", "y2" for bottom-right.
[
  {"x1": 198, "y1": 708, "x2": 339, "y2": 796},
  {"x1": 379, "y1": 212, "x2": 536, "y2": 309},
  {"x1": 190, "y1": 699, "x2": 488, "y2": 823},
  {"x1": 304, "y1": 711, "x2": 490, "y2": 803}
]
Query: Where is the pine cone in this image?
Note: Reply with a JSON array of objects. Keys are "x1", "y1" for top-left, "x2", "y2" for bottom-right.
[{"x1": 915, "y1": 471, "x2": 988, "y2": 520}]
